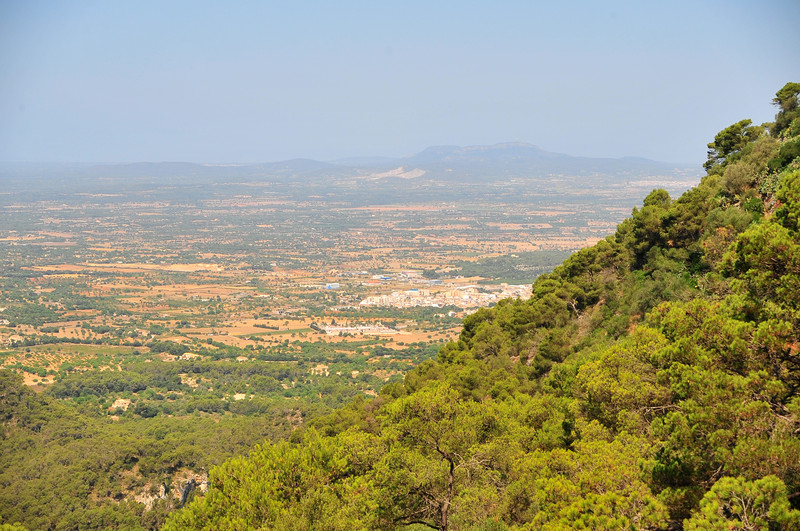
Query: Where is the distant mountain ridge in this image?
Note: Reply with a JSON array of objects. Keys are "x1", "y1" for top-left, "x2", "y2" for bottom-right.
[
  {"x1": 390, "y1": 142, "x2": 694, "y2": 180},
  {"x1": 0, "y1": 142, "x2": 697, "y2": 181},
  {"x1": 0, "y1": 143, "x2": 702, "y2": 205}
]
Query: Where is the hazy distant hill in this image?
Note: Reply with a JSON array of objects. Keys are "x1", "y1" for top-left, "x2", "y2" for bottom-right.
[
  {"x1": 0, "y1": 143, "x2": 700, "y2": 203},
  {"x1": 391, "y1": 142, "x2": 693, "y2": 181},
  {"x1": 0, "y1": 143, "x2": 697, "y2": 181}
]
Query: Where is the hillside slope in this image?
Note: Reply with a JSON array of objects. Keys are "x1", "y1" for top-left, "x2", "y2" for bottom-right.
[{"x1": 162, "y1": 83, "x2": 800, "y2": 530}]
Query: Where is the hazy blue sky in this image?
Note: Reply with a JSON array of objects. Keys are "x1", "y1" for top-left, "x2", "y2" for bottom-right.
[{"x1": 1, "y1": 0, "x2": 798, "y2": 164}]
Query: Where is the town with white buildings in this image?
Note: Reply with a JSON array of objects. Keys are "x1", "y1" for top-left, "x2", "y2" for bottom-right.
[{"x1": 358, "y1": 283, "x2": 531, "y2": 309}]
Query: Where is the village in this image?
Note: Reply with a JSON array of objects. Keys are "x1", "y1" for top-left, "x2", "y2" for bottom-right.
[{"x1": 358, "y1": 282, "x2": 531, "y2": 309}]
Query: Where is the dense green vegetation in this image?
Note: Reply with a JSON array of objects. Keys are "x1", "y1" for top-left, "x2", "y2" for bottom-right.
[
  {"x1": 453, "y1": 251, "x2": 573, "y2": 284},
  {"x1": 160, "y1": 84, "x2": 800, "y2": 530}
]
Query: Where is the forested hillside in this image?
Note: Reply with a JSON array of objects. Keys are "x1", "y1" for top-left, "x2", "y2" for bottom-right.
[{"x1": 162, "y1": 83, "x2": 800, "y2": 530}]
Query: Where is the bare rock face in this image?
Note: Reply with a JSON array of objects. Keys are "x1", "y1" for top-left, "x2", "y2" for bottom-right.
[
  {"x1": 132, "y1": 482, "x2": 169, "y2": 510},
  {"x1": 178, "y1": 479, "x2": 196, "y2": 508},
  {"x1": 130, "y1": 470, "x2": 208, "y2": 511}
]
